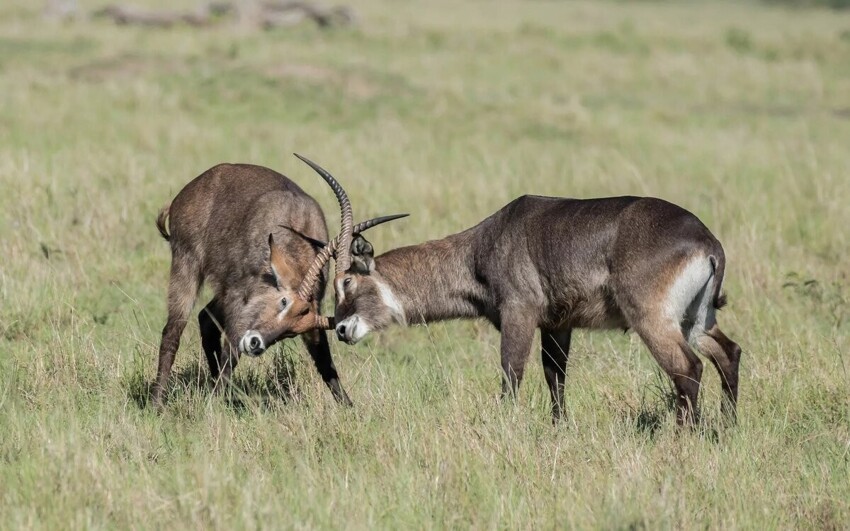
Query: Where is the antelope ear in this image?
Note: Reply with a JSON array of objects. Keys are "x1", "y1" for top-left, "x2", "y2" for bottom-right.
[
  {"x1": 350, "y1": 234, "x2": 375, "y2": 274},
  {"x1": 268, "y1": 234, "x2": 296, "y2": 289},
  {"x1": 278, "y1": 224, "x2": 327, "y2": 250}
]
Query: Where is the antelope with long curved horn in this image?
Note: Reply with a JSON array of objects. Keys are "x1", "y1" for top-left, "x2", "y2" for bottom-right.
[
  {"x1": 331, "y1": 193, "x2": 742, "y2": 426},
  {"x1": 151, "y1": 157, "x2": 404, "y2": 407}
]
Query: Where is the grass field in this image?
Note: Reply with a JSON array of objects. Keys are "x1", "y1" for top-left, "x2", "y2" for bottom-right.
[{"x1": 2, "y1": 0, "x2": 850, "y2": 528}]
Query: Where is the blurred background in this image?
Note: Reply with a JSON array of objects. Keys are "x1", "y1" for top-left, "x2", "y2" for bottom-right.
[{"x1": 1, "y1": 0, "x2": 849, "y2": 528}]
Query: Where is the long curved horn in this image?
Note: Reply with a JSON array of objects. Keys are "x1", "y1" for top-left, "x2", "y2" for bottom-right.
[
  {"x1": 327, "y1": 213, "x2": 409, "y2": 260},
  {"x1": 293, "y1": 154, "x2": 354, "y2": 275},
  {"x1": 350, "y1": 214, "x2": 409, "y2": 238},
  {"x1": 295, "y1": 214, "x2": 409, "y2": 301},
  {"x1": 315, "y1": 314, "x2": 335, "y2": 330}
]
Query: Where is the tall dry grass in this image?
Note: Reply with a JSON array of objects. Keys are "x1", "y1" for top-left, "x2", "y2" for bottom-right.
[{"x1": 1, "y1": 0, "x2": 848, "y2": 528}]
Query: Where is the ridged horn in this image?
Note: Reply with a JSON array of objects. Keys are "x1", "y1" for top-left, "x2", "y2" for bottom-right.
[
  {"x1": 295, "y1": 214, "x2": 409, "y2": 301},
  {"x1": 315, "y1": 314, "x2": 335, "y2": 330},
  {"x1": 351, "y1": 214, "x2": 409, "y2": 237},
  {"x1": 297, "y1": 241, "x2": 335, "y2": 301},
  {"x1": 326, "y1": 214, "x2": 409, "y2": 260},
  {"x1": 294, "y1": 154, "x2": 354, "y2": 276}
]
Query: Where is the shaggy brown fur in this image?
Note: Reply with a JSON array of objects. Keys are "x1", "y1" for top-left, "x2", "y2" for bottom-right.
[
  {"x1": 152, "y1": 163, "x2": 350, "y2": 408},
  {"x1": 334, "y1": 195, "x2": 741, "y2": 425}
]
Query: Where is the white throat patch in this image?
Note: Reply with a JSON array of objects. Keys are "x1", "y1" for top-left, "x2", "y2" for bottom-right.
[{"x1": 374, "y1": 276, "x2": 407, "y2": 326}]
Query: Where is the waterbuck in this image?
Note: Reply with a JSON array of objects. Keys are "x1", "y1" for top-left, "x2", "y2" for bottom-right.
[
  {"x1": 151, "y1": 157, "x2": 402, "y2": 407},
  {"x1": 309, "y1": 169, "x2": 741, "y2": 424}
]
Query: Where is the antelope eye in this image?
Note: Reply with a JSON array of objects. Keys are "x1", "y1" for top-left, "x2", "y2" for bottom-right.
[
  {"x1": 343, "y1": 278, "x2": 352, "y2": 288},
  {"x1": 280, "y1": 298, "x2": 288, "y2": 310}
]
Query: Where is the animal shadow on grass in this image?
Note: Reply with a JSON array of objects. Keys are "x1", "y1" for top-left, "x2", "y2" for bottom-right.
[
  {"x1": 224, "y1": 349, "x2": 301, "y2": 413},
  {"x1": 126, "y1": 359, "x2": 211, "y2": 410},
  {"x1": 622, "y1": 370, "x2": 720, "y2": 442},
  {"x1": 126, "y1": 346, "x2": 301, "y2": 411}
]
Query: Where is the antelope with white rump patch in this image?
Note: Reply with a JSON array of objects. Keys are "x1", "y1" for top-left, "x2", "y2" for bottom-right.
[
  {"x1": 325, "y1": 187, "x2": 741, "y2": 425},
  {"x1": 151, "y1": 156, "x2": 404, "y2": 407}
]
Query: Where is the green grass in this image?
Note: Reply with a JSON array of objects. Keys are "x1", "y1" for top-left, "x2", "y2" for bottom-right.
[{"x1": 2, "y1": 0, "x2": 849, "y2": 528}]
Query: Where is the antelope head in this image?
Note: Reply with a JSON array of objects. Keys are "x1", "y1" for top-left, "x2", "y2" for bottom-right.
[
  {"x1": 292, "y1": 156, "x2": 408, "y2": 345},
  {"x1": 265, "y1": 154, "x2": 407, "y2": 348},
  {"x1": 236, "y1": 233, "x2": 335, "y2": 356},
  {"x1": 332, "y1": 233, "x2": 406, "y2": 344}
]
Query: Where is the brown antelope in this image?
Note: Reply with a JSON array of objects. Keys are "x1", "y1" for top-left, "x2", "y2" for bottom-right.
[
  {"x1": 308, "y1": 173, "x2": 741, "y2": 424},
  {"x1": 151, "y1": 156, "x2": 403, "y2": 407}
]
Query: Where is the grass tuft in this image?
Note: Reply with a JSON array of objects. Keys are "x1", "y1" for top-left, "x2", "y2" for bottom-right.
[{"x1": 1, "y1": 0, "x2": 849, "y2": 528}]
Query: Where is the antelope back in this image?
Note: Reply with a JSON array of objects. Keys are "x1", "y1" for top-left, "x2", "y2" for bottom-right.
[{"x1": 162, "y1": 163, "x2": 332, "y2": 351}]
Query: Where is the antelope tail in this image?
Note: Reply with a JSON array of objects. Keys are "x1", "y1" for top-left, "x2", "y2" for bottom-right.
[
  {"x1": 156, "y1": 202, "x2": 171, "y2": 241},
  {"x1": 708, "y1": 254, "x2": 728, "y2": 310}
]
